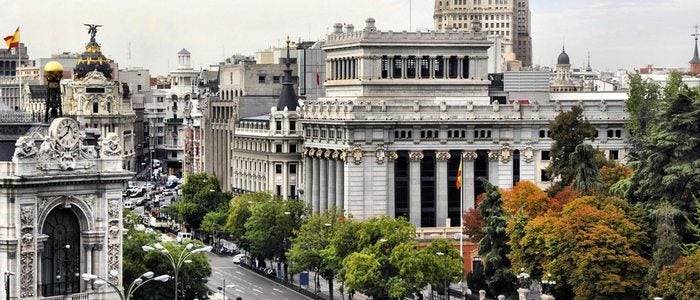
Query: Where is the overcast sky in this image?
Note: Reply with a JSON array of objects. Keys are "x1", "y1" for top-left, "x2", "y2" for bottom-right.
[{"x1": 3, "y1": 0, "x2": 699, "y2": 75}]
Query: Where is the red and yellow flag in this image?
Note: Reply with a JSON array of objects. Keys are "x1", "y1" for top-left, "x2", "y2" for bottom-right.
[
  {"x1": 456, "y1": 160, "x2": 463, "y2": 189},
  {"x1": 4, "y1": 27, "x2": 20, "y2": 49}
]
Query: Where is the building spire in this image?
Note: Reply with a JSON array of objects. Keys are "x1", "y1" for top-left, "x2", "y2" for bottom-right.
[
  {"x1": 586, "y1": 51, "x2": 592, "y2": 71},
  {"x1": 276, "y1": 36, "x2": 299, "y2": 110},
  {"x1": 692, "y1": 24, "x2": 700, "y2": 63}
]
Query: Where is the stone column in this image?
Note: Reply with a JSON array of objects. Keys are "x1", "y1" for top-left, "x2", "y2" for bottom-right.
[
  {"x1": 389, "y1": 56, "x2": 394, "y2": 79},
  {"x1": 462, "y1": 151, "x2": 477, "y2": 210},
  {"x1": 458, "y1": 58, "x2": 463, "y2": 79},
  {"x1": 387, "y1": 151, "x2": 397, "y2": 217},
  {"x1": 444, "y1": 57, "x2": 449, "y2": 79},
  {"x1": 282, "y1": 162, "x2": 289, "y2": 199},
  {"x1": 328, "y1": 154, "x2": 336, "y2": 211},
  {"x1": 304, "y1": 152, "x2": 312, "y2": 207},
  {"x1": 312, "y1": 150, "x2": 320, "y2": 213},
  {"x1": 429, "y1": 56, "x2": 435, "y2": 78},
  {"x1": 409, "y1": 151, "x2": 423, "y2": 227},
  {"x1": 335, "y1": 155, "x2": 344, "y2": 211},
  {"x1": 319, "y1": 153, "x2": 328, "y2": 213},
  {"x1": 401, "y1": 57, "x2": 407, "y2": 78},
  {"x1": 488, "y1": 150, "x2": 499, "y2": 185},
  {"x1": 436, "y1": 151, "x2": 450, "y2": 227},
  {"x1": 416, "y1": 57, "x2": 422, "y2": 79}
]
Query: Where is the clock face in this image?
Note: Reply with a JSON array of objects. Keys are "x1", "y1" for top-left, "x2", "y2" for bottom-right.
[{"x1": 55, "y1": 119, "x2": 79, "y2": 148}]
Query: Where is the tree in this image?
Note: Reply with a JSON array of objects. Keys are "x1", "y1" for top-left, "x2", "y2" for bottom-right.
[
  {"x1": 168, "y1": 173, "x2": 232, "y2": 230},
  {"x1": 684, "y1": 198, "x2": 700, "y2": 254},
  {"x1": 626, "y1": 73, "x2": 661, "y2": 156},
  {"x1": 501, "y1": 181, "x2": 551, "y2": 217},
  {"x1": 477, "y1": 180, "x2": 516, "y2": 297},
  {"x1": 547, "y1": 106, "x2": 597, "y2": 191},
  {"x1": 122, "y1": 228, "x2": 211, "y2": 300},
  {"x1": 463, "y1": 193, "x2": 485, "y2": 243},
  {"x1": 200, "y1": 209, "x2": 228, "y2": 243},
  {"x1": 244, "y1": 195, "x2": 306, "y2": 264},
  {"x1": 287, "y1": 210, "x2": 341, "y2": 296},
  {"x1": 422, "y1": 239, "x2": 463, "y2": 297},
  {"x1": 524, "y1": 196, "x2": 649, "y2": 299},
  {"x1": 224, "y1": 192, "x2": 273, "y2": 252},
  {"x1": 648, "y1": 202, "x2": 683, "y2": 285},
  {"x1": 653, "y1": 249, "x2": 700, "y2": 300},
  {"x1": 570, "y1": 144, "x2": 603, "y2": 195}
]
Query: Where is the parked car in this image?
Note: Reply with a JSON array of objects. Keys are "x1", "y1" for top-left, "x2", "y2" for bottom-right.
[
  {"x1": 130, "y1": 187, "x2": 146, "y2": 198},
  {"x1": 232, "y1": 254, "x2": 247, "y2": 264},
  {"x1": 123, "y1": 201, "x2": 134, "y2": 209},
  {"x1": 176, "y1": 232, "x2": 192, "y2": 243},
  {"x1": 134, "y1": 197, "x2": 146, "y2": 206}
]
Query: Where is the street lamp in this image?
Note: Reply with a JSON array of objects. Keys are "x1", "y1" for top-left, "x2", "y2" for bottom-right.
[
  {"x1": 217, "y1": 279, "x2": 236, "y2": 300},
  {"x1": 436, "y1": 251, "x2": 448, "y2": 300},
  {"x1": 142, "y1": 242, "x2": 212, "y2": 300},
  {"x1": 81, "y1": 270, "x2": 170, "y2": 300},
  {"x1": 4, "y1": 272, "x2": 14, "y2": 300}
]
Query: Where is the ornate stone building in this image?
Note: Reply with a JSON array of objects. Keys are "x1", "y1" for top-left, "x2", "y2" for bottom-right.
[
  {"x1": 0, "y1": 117, "x2": 130, "y2": 299},
  {"x1": 301, "y1": 19, "x2": 628, "y2": 232}
]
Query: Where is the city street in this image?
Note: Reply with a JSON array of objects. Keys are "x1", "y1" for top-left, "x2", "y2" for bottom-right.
[{"x1": 206, "y1": 253, "x2": 310, "y2": 300}]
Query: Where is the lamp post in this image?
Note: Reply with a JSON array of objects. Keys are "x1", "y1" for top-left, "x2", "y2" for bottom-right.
[
  {"x1": 142, "y1": 242, "x2": 212, "y2": 300},
  {"x1": 436, "y1": 251, "x2": 448, "y2": 300},
  {"x1": 81, "y1": 270, "x2": 170, "y2": 300},
  {"x1": 217, "y1": 279, "x2": 236, "y2": 300},
  {"x1": 4, "y1": 272, "x2": 14, "y2": 300}
]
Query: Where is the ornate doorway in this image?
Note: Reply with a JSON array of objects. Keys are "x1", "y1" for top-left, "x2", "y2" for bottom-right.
[{"x1": 40, "y1": 207, "x2": 81, "y2": 296}]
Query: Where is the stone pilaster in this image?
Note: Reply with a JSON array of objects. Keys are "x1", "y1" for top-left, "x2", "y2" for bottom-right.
[
  {"x1": 462, "y1": 151, "x2": 478, "y2": 210},
  {"x1": 436, "y1": 151, "x2": 451, "y2": 227},
  {"x1": 488, "y1": 150, "x2": 499, "y2": 185}
]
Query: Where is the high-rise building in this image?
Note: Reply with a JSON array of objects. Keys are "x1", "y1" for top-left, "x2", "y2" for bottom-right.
[{"x1": 433, "y1": 0, "x2": 532, "y2": 67}]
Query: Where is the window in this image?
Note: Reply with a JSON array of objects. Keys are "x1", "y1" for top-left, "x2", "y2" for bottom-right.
[
  {"x1": 609, "y1": 150, "x2": 619, "y2": 160},
  {"x1": 137, "y1": 84, "x2": 142, "y2": 91},
  {"x1": 275, "y1": 164, "x2": 282, "y2": 174},
  {"x1": 92, "y1": 101, "x2": 99, "y2": 113},
  {"x1": 171, "y1": 151, "x2": 177, "y2": 158},
  {"x1": 541, "y1": 150, "x2": 551, "y2": 161},
  {"x1": 289, "y1": 144, "x2": 297, "y2": 153},
  {"x1": 273, "y1": 76, "x2": 280, "y2": 83},
  {"x1": 539, "y1": 130, "x2": 546, "y2": 138},
  {"x1": 289, "y1": 121, "x2": 296, "y2": 131},
  {"x1": 258, "y1": 75, "x2": 266, "y2": 83},
  {"x1": 275, "y1": 144, "x2": 283, "y2": 153},
  {"x1": 540, "y1": 169, "x2": 551, "y2": 182},
  {"x1": 289, "y1": 164, "x2": 297, "y2": 174},
  {"x1": 607, "y1": 130, "x2": 614, "y2": 138},
  {"x1": 276, "y1": 121, "x2": 282, "y2": 131},
  {"x1": 615, "y1": 129, "x2": 622, "y2": 138},
  {"x1": 290, "y1": 185, "x2": 296, "y2": 198},
  {"x1": 157, "y1": 137, "x2": 163, "y2": 144},
  {"x1": 276, "y1": 185, "x2": 282, "y2": 196}
]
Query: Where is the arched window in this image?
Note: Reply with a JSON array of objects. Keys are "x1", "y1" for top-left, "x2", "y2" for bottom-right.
[
  {"x1": 106, "y1": 102, "x2": 111, "y2": 113},
  {"x1": 92, "y1": 101, "x2": 99, "y2": 113}
]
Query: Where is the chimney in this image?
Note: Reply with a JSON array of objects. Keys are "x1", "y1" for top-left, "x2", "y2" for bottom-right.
[
  {"x1": 333, "y1": 23, "x2": 344, "y2": 34},
  {"x1": 345, "y1": 24, "x2": 355, "y2": 33}
]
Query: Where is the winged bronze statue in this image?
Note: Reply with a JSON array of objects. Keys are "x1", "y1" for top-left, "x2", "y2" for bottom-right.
[{"x1": 83, "y1": 24, "x2": 102, "y2": 42}]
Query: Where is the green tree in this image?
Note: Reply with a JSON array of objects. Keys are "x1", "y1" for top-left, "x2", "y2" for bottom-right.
[
  {"x1": 122, "y1": 229, "x2": 211, "y2": 300},
  {"x1": 570, "y1": 144, "x2": 603, "y2": 195},
  {"x1": 547, "y1": 106, "x2": 597, "y2": 192},
  {"x1": 648, "y1": 202, "x2": 683, "y2": 286},
  {"x1": 684, "y1": 198, "x2": 700, "y2": 254},
  {"x1": 224, "y1": 192, "x2": 272, "y2": 252},
  {"x1": 244, "y1": 195, "x2": 306, "y2": 265},
  {"x1": 200, "y1": 209, "x2": 228, "y2": 243},
  {"x1": 168, "y1": 173, "x2": 232, "y2": 230},
  {"x1": 422, "y1": 239, "x2": 463, "y2": 296},
  {"x1": 626, "y1": 73, "x2": 660, "y2": 155},
  {"x1": 477, "y1": 180, "x2": 516, "y2": 297}
]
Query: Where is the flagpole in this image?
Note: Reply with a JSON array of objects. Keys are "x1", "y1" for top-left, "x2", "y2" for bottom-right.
[
  {"x1": 459, "y1": 157, "x2": 465, "y2": 296},
  {"x1": 17, "y1": 43, "x2": 22, "y2": 111}
]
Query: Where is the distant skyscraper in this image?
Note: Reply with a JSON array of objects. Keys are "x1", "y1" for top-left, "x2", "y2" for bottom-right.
[{"x1": 433, "y1": 0, "x2": 532, "y2": 67}]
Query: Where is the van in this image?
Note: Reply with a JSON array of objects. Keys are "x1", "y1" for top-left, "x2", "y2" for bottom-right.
[{"x1": 176, "y1": 232, "x2": 192, "y2": 243}]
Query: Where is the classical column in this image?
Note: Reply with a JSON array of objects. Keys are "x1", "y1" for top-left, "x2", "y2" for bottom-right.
[
  {"x1": 488, "y1": 150, "x2": 499, "y2": 185},
  {"x1": 328, "y1": 153, "x2": 336, "y2": 211},
  {"x1": 335, "y1": 155, "x2": 344, "y2": 211},
  {"x1": 429, "y1": 57, "x2": 435, "y2": 78},
  {"x1": 416, "y1": 57, "x2": 422, "y2": 79},
  {"x1": 457, "y1": 58, "x2": 463, "y2": 79},
  {"x1": 312, "y1": 150, "x2": 320, "y2": 213},
  {"x1": 319, "y1": 152, "x2": 328, "y2": 213},
  {"x1": 409, "y1": 151, "x2": 423, "y2": 227},
  {"x1": 444, "y1": 57, "x2": 449, "y2": 79},
  {"x1": 436, "y1": 151, "x2": 451, "y2": 227},
  {"x1": 389, "y1": 56, "x2": 394, "y2": 79},
  {"x1": 304, "y1": 152, "x2": 312, "y2": 207},
  {"x1": 401, "y1": 57, "x2": 407, "y2": 78},
  {"x1": 462, "y1": 151, "x2": 477, "y2": 210},
  {"x1": 387, "y1": 151, "x2": 398, "y2": 217},
  {"x1": 282, "y1": 162, "x2": 289, "y2": 199},
  {"x1": 498, "y1": 146, "x2": 514, "y2": 189}
]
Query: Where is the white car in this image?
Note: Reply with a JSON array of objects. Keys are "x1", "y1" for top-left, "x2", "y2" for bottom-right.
[
  {"x1": 176, "y1": 232, "x2": 192, "y2": 243},
  {"x1": 232, "y1": 254, "x2": 247, "y2": 264},
  {"x1": 123, "y1": 201, "x2": 134, "y2": 209}
]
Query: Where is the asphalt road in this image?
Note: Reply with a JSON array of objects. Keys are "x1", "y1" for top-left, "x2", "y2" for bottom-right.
[{"x1": 206, "y1": 253, "x2": 310, "y2": 300}]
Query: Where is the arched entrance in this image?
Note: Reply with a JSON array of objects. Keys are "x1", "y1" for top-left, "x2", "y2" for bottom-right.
[{"x1": 40, "y1": 207, "x2": 81, "y2": 297}]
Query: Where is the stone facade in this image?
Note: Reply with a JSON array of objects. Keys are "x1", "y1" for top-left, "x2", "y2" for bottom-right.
[
  {"x1": 300, "y1": 20, "x2": 628, "y2": 230},
  {"x1": 0, "y1": 117, "x2": 131, "y2": 299}
]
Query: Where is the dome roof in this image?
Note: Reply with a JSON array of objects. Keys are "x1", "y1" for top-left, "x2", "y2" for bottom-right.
[
  {"x1": 178, "y1": 48, "x2": 190, "y2": 55},
  {"x1": 557, "y1": 48, "x2": 570, "y2": 65},
  {"x1": 44, "y1": 61, "x2": 64, "y2": 72},
  {"x1": 74, "y1": 40, "x2": 113, "y2": 80}
]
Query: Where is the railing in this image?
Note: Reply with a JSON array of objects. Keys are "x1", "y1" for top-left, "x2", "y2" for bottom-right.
[
  {"x1": 41, "y1": 292, "x2": 91, "y2": 300},
  {"x1": 0, "y1": 110, "x2": 33, "y2": 123}
]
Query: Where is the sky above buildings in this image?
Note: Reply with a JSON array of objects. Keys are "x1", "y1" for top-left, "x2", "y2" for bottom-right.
[{"x1": 2, "y1": 0, "x2": 699, "y2": 75}]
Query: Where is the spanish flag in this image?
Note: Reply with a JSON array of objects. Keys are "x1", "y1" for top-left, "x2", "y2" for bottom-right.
[
  {"x1": 4, "y1": 27, "x2": 20, "y2": 49},
  {"x1": 456, "y1": 160, "x2": 463, "y2": 189}
]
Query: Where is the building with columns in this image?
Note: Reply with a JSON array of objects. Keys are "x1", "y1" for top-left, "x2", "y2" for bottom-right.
[
  {"x1": 300, "y1": 19, "x2": 628, "y2": 231},
  {"x1": 0, "y1": 117, "x2": 130, "y2": 299}
]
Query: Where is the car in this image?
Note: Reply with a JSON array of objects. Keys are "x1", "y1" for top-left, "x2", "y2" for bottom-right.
[
  {"x1": 134, "y1": 197, "x2": 146, "y2": 206},
  {"x1": 145, "y1": 183, "x2": 155, "y2": 190},
  {"x1": 176, "y1": 232, "x2": 192, "y2": 243},
  {"x1": 123, "y1": 201, "x2": 134, "y2": 209},
  {"x1": 162, "y1": 190, "x2": 174, "y2": 196},
  {"x1": 232, "y1": 254, "x2": 247, "y2": 264},
  {"x1": 130, "y1": 187, "x2": 146, "y2": 198}
]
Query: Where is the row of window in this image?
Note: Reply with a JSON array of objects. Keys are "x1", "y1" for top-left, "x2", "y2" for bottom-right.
[
  {"x1": 394, "y1": 129, "x2": 493, "y2": 140},
  {"x1": 380, "y1": 55, "x2": 470, "y2": 79},
  {"x1": 305, "y1": 127, "x2": 345, "y2": 140},
  {"x1": 274, "y1": 163, "x2": 298, "y2": 174},
  {"x1": 274, "y1": 120, "x2": 296, "y2": 132},
  {"x1": 538, "y1": 129, "x2": 624, "y2": 139}
]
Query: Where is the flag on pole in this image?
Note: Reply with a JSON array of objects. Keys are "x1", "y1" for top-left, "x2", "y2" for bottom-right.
[
  {"x1": 456, "y1": 160, "x2": 463, "y2": 189},
  {"x1": 4, "y1": 27, "x2": 20, "y2": 49},
  {"x1": 315, "y1": 72, "x2": 320, "y2": 86}
]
